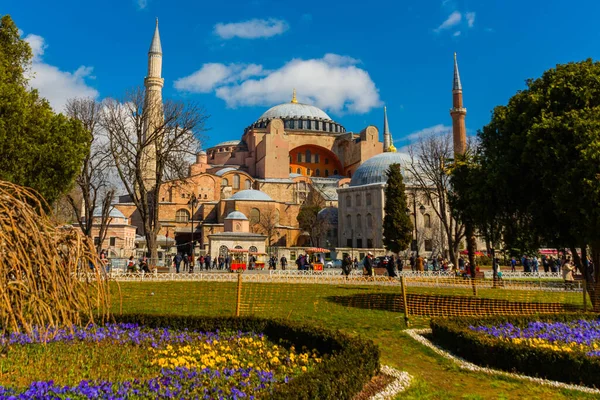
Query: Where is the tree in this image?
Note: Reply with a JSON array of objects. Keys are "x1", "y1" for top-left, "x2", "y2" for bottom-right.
[
  {"x1": 0, "y1": 15, "x2": 90, "y2": 204},
  {"x1": 406, "y1": 133, "x2": 465, "y2": 265},
  {"x1": 254, "y1": 208, "x2": 279, "y2": 251},
  {"x1": 102, "y1": 88, "x2": 207, "y2": 262},
  {"x1": 452, "y1": 59, "x2": 600, "y2": 307},
  {"x1": 383, "y1": 163, "x2": 413, "y2": 254},
  {"x1": 297, "y1": 189, "x2": 329, "y2": 247},
  {"x1": 64, "y1": 97, "x2": 116, "y2": 252}
]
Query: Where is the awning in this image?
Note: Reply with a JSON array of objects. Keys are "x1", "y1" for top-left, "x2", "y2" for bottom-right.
[
  {"x1": 306, "y1": 247, "x2": 330, "y2": 253},
  {"x1": 229, "y1": 248, "x2": 248, "y2": 253}
]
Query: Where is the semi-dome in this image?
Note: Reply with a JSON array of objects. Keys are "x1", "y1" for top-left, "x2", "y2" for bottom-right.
[
  {"x1": 215, "y1": 140, "x2": 243, "y2": 147},
  {"x1": 215, "y1": 167, "x2": 238, "y2": 176},
  {"x1": 259, "y1": 103, "x2": 332, "y2": 121},
  {"x1": 227, "y1": 189, "x2": 273, "y2": 202},
  {"x1": 225, "y1": 211, "x2": 248, "y2": 220},
  {"x1": 349, "y1": 152, "x2": 408, "y2": 187}
]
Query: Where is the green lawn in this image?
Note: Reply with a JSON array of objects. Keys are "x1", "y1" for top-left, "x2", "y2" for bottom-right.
[{"x1": 111, "y1": 281, "x2": 595, "y2": 399}]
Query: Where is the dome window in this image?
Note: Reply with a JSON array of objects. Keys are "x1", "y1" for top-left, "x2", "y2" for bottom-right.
[
  {"x1": 314, "y1": 153, "x2": 320, "y2": 163},
  {"x1": 305, "y1": 150, "x2": 311, "y2": 163},
  {"x1": 315, "y1": 169, "x2": 321, "y2": 177},
  {"x1": 325, "y1": 169, "x2": 329, "y2": 177}
]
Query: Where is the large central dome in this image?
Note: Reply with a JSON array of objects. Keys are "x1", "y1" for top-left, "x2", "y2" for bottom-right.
[
  {"x1": 245, "y1": 90, "x2": 345, "y2": 134},
  {"x1": 259, "y1": 102, "x2": 332, "y2": 121}
]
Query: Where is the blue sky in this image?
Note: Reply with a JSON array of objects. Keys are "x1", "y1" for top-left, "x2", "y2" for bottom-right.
[{"x1": 4, "y1": 0, "x2": 600, "y2": 150}]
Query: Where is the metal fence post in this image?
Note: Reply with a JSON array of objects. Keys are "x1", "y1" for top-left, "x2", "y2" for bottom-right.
[
  {"x1": 401, "y1": 276, "x2": 410, "y2": 327},
  {"x1": 235, "y1": 273, "x2": 243, "y2": 317}
]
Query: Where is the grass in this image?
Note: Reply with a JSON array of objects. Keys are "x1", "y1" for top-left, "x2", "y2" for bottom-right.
[{"x1": 110, "y1": 280, "x2": 596, "y2": 399}]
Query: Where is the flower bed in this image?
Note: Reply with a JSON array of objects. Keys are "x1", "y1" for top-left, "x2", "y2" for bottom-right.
[
  {"x1": 0, "y1": 315, "x2": 380, "y2": 399},
  {"x1": 430, "y1": 313, "x2": 600, "y2": 387}
]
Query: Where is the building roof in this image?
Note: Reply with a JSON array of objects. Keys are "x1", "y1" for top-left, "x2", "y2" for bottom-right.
[
  {"x1": 225, "y1": 211, "x2": 248, "y2": 220},
  {"x1": 215, "y1": 167, "x2": 238, "y2": 176},
  {"x1": 215, "y1": 140, "x2": 243, "y2": 147},
  {"x1": 349, "y1": 152, "x2": 409, "y2": 187},
  {"x1": 93, "y1": 208, "x2": 126, "y2": 219},
  {"x1": 227, "y1": 189, "x2": 273, "y2": 202},
  {"x1": 258, "y1": 102, "x2": 332, "y2": 121},
  {"x1": 149, "y1": 18, "x2": 162, "y2": 54}
]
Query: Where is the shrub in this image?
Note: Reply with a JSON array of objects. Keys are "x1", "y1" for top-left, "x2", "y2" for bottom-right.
[
  {"x1": 430, "y1": 313, "x2": 600, "y2": 387},
  {"x1": 112, "y1": 314, "x2": 380, "y2": 399}
]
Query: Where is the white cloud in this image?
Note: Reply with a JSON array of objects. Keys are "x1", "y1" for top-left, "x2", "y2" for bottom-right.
[
  {"x1": 24, "y1": 34, "x2": 98, "y2": 112},
  {"x1": 176, "y1": 54, "x2": 381, "y2": 114},
  {"x1": 174, "y1": 63, "x2": 266, "y2": 93},
  {"x1": 397, "y1": 124, "x2": 452, "y2": 144},
  {"x1": 136, "y1": 0, "x2": 148, "y2": 9},
  {"x1": 214, "y1": 18, "x2": 289, "y2": 39},
  {"x1": 435, "y1": 11, "x2": 462, "y2": 32},
  {"x1": 453, "y1": 31, "x2": 461, "y2": 37},
  {"x1": 466, "y1": 12, "x2": 476, "y2": 28}
]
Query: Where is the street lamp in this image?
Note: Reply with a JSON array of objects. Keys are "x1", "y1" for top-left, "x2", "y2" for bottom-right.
[{"x1": 188, "y1": 194, "x2": 198, "y2": 265}]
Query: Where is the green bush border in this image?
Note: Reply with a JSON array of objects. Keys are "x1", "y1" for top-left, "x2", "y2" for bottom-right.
[
  {"x1": 430, "y1": 313, "x2": 600, "y2": 387},
  {"x1": 111, "y1": 314, "x2": 380, "y2": 399}
]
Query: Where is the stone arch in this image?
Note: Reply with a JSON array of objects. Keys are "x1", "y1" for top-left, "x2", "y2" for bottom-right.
[{"x1": 289, "y1": 145, "x2": 342, "y2": 178}]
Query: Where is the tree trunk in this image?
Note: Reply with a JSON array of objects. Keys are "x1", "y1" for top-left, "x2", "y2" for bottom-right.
[
  {"x1": 590, "y1": 241, "x2": 600, "y2": 311},
  {"x1": 465, "y1": 222, "x2": 477, "y2": 277},
  {"x1": 145, "y1": 230, "x2": 158, "y2": 267}
]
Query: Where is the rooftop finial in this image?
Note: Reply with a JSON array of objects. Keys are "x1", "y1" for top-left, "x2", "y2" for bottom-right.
[
  {"x1": 291, "y1": 88, "x2": 298, "y2": 104},
  {"x1": 149, "y1": 18, "x2": 162, "y2": 54},
  {"x1": 453, "y1": 52, "x2": 462, "y2": 91}
]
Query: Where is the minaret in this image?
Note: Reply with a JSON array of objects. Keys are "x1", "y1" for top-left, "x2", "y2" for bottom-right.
[
  {"x1": 141, "y1": 18, "x2": 164, "y2": 191},
  {"x1": 450, "y1": 53, "x2": 467, "y2": 156},
  {"x1": 383, "y1": 106, "x2": 396, "y2": 152}
]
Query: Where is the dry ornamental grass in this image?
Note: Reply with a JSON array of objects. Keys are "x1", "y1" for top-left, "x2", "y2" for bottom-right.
[{"x1": 0, "y1": 180, "x2": 110, "y2": 338}]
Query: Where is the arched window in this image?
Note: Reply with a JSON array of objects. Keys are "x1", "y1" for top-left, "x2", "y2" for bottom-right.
[
  {"x1": 221, "y1": 178, "x2": 229, "y2": 187},
  {"x1": 307, "y1": 168, "x2": 311, "y2": 176},
  {"x1": 285, "y1": 120, "x2": 292, "y2": 129},
  {"x1": 298, "y1": 120, "x2": 303, "y2": 129},
  {"x1": 356, "y1": 194, "x2": 362, "y2": 207},
  {"x1": 219, "y1": 245, "x2": 229, "y2": 257},
  {"x1": 175, "y1": 209, "x2": 190, "y2": 223},
  {"x1": 296, "y1": 168, "x2": 301, "y2": 174},
  {"x1": 325, "y1": 169, "x2": 329, "y2": 177},
  {"x1": 346, "y1": 195, "x2": 351, "y2": 207},
  {"x1": 305, "y1": 150, "x2": 311, "y2": 163},
  {"x1": 306, "y1": 120, "x2": 312, "y2": 129},
  {"x1": 333, "y1": 169, "x2": 338, "y2": 175},
  {"x1": 346, "y1": 214, "x2": 352, "y2": 228},
  {"x1": 314, "y1": 153, "x2": 320, "y2": 163},
  {"x1": 367, "y1": 213, "x2": 373, "y2": 229},
  {"x1": 250, "y1": 208, "x2": 260, "y2": 224},
  {"x1": 325, "y1": 158, "x2": 329, "y2": 165},
  {"x1": 233, "y1": 174, "x2": 240, "y2": 189},
  {"x1": 315, "y1": 169, "x2": 321, "y2": 177},
  {"x1": 356, "y1": 214, "x2": 362, "y2": 229},
  {"x1": 249, "y1": 246, "x2": 258, "y2": 253},
  {"x1": 366, "y1": 193, "x2": 372, "y2": 206},
  {"x1": 424, "y1": 213, "x2": 431, "y2": 228},
  {"x1": 245, "y1": 179, "x2": 252, "y2": 190},
  {"x1": 297, "y1": 153, "x2": 303, "y2": 163}
]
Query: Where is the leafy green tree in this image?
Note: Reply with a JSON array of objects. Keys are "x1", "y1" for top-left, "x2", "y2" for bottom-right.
[
  {"x1": 296, "y1": 189, "x2": 329, "y2": 247},
  {"x1": 0, "y1": 15, "x2": 89, "y2": 204},
  {"x1": 453, "y1": 59, "x2": 600, "y2": 306},
  {"x1": 383, "y1": 163, "x2": 413, "y2": 253}
]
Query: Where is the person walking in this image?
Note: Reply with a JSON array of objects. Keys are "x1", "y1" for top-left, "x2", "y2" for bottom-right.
[
  {"x1": 363, "y1": 252, "x2": 374, "y2": 277},
  {"x1": 280, "y1": 255, "x2": 287, "y2": 270},
  {"x1": 174, "y1": 253, "x2": 182, "y2": 273},
  {"x1": 409, "y1": 255, "x2": 416, "y2": 272},
  {"x1": 416, "y1": 255, "x2": 424, "y2": 272},
  {"x1": 385, "y1": 254, "x2": 397, "y2": 279},
  {"x1": 510, "y1": 257, "x2": 517, "y2": 272},
  {"x1": 562, "y1": 258, "x2": 575, "y2": 290},
  {"x1": 341, "y1": 254, "x2": 352, "y2": 278},
  {"x1": 396, "y1": 256, "x2": 404, "y2": 272},
  {"x1": 127, "y1": 255, "x2": 136, "y2": 273}
]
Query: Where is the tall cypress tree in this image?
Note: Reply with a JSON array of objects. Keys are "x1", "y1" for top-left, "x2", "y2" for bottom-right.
[{"x1": 383, "y1": 163, "x2": 413, "y2": 253}]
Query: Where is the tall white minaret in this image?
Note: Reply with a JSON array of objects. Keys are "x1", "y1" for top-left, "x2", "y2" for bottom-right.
[
  {"x1": 141, "y1": 18, "x2": 164, "y2": 191},
  {"x1": 383, "y1": 106, "x2": 396, "y2": 152}
]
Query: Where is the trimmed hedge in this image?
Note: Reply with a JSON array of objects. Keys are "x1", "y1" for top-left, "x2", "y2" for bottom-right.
[
  {"x1": 430, "y1": 313, "x2": 600, "y2": 387},
  {"x1": 112, "y1": 314, "x2": 380, "y2": 399}
]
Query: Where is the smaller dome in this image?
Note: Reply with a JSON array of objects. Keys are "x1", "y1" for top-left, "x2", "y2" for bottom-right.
[
  {"x1": 318, "y1": 207, "x2": 338, "y2": 224},
  {"x1": 225, "y1": 211, "x2": 248, "y2": 220},
  {"x1": 215, "y1": 167, "x2": 238, "y2": 176},
  {"x1": 198, "y1": 150, "x2": 207, "y2": 155},
  {"x1": 350, "y1": 152, "x2": 408, "y2": 187},
  {"x1": 93, "y1": 208, "x2": 126, "y2": 219},
  {"x1": 228, "y1": 189, "x2": 273, "y2": 202}
]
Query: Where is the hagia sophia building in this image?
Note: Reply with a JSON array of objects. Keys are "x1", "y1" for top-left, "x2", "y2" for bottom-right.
[{"x1": 103, "y1": 20, "x2": 467, "y2": 263}]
